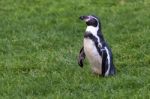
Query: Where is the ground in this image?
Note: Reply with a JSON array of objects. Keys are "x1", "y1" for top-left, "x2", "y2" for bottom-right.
[{"x1": 0, "y1": 0, "x2": 150, "y2": 98}]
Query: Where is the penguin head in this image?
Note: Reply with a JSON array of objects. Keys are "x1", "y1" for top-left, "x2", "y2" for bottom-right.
[{"x1": 79, "y1": 15, "x2": 100, "y2": 27}]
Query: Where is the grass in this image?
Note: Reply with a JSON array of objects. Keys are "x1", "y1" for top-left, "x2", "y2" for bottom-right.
[{"x1": 0, "y1": 0, "x2": 150, "y2": 98}]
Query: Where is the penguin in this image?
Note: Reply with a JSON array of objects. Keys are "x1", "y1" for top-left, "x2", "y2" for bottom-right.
[{"x1": 78, "y1": 15, "x2": 116, "y2": 76}]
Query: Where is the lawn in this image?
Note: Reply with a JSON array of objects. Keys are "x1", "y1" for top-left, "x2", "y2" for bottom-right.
[{"x1": 0, "y1": 0, "x2": 150, "y2": 98}]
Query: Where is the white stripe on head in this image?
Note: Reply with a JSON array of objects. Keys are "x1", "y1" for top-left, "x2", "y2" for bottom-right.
[{"x1": 86, "y1": 16, "x2": 99, "y2": 27}]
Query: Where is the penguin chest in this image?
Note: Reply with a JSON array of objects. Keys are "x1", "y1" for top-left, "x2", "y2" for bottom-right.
[{"x1": 84, "y1": 38, "x2": 102, "y2": 74}]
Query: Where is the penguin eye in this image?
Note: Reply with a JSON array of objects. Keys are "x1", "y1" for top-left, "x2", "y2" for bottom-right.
[
  {"x1": 91, "y1": 19, "x2": 97, "y2": 24},
  {"x1": 85, "y1": 17, "x2": 91, "y2": 22},
  {"x1": 85, "y1": 16, "x2": 99, "y2": 27}
]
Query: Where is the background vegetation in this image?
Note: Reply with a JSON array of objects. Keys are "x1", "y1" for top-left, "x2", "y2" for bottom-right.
[{"x1": 0, "y1": 0, "x2": 150, "y2": 98}]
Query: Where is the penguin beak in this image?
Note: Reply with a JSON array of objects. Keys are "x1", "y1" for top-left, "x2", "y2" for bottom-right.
[{"x1": 79, "y1": 16, "x2": 88, "y2": 20}]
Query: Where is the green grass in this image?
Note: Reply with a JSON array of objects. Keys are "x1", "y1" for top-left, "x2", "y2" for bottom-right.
[{"x1": 0, "y1": 0, "x2": 150, "y2": 98}]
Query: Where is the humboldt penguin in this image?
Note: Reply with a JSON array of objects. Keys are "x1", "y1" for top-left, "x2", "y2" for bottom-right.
[{"x1": 78, "y1": 15, "x2": 116, "y2": 76}]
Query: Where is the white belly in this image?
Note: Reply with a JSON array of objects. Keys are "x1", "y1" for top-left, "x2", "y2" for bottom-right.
[{"x1": 84, "y1": 38, "x2": 102, "y2": 74}]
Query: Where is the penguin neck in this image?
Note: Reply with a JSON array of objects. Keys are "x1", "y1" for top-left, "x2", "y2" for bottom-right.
[
  {"x1": 86, "y1": 25, "x2": 105, "y2": 42},
  {"x1": 86, "y1": 26, "x2": 99, "y2": 36}
]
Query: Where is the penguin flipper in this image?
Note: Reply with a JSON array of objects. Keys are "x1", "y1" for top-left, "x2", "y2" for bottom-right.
[
  {"x1": 101, "y1": 48, "x2": 116, "y2": 76},
  {"x1": 78, "y1": 47, "x2": 86, "y2": 67},
  {"x1": 101, "y1": 49, "x2": 107, "y2": 76}
]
